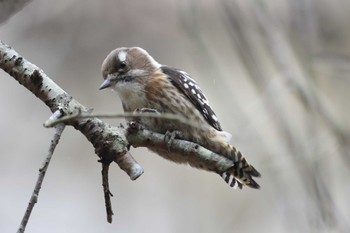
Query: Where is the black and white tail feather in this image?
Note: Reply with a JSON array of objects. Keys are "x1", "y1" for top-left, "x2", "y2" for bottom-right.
[{"x1": 221, "y1": 172, "x2": 243, "y2": 189}]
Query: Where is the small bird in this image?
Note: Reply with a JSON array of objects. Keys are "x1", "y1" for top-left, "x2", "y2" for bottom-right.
[{"x1": 99, "y1": 47, "x2": 260, "y2": 189}]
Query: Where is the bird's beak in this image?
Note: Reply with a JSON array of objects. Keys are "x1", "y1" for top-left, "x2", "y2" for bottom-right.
[{"x1": 99, "y1": 79, "x2": 112, "y2": 90}]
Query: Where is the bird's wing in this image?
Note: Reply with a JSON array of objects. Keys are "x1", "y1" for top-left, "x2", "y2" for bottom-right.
[{"x1": 161, "y1": 66, "x2": 222, "y2": 131}]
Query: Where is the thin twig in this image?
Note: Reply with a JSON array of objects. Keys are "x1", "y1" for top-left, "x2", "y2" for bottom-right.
[
  {"x1": 101, "y1": 162, "x2": 114, "y2": 223},
  {"x1": 43, "y1": 111, "x2": 199, "y2": 129},
  {"x1": 17, "y1": 124, "x2": 65, "y2": 233}
]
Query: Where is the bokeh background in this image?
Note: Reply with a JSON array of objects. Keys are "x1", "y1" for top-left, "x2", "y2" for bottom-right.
[{"x1": 1, "y1": 0, "x2": 349, "y2": 232}]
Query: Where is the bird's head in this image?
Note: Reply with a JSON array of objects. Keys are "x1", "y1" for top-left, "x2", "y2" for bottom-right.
[{"x1": 99, "y1": 47, "x2": 161, "y2": 90}]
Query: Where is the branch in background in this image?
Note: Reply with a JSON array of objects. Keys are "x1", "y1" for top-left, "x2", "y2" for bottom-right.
[
  {"x1": 252, "y1": 5, "x2": 349, "y2": 228},
  {"x1": 17, "y1": 123, "x2": 65, "y2": 233},
  {"x1": 0, "y1": 0, "x2": 32, "y2": 24}
]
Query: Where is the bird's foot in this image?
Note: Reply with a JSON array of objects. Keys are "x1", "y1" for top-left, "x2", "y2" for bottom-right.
[
  {"x1": 131, "y1": 108, "x2": 160, "y2": 127},
  {"x1": 164, "y1": 130, "x2": 182, "y2": 152},
  {"x1": 134, "y1": 108, "x2": 160, "y2": 115}
]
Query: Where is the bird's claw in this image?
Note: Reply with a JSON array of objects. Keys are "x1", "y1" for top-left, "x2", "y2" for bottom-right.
[
  {"x1": 164, "y1": 130, "x2": 182, "y2": 152},
  {"x1": 134, "y1": 108, "x2": 160, "y2": 114},
  {"x1": 130, "y1": 108, "x2": 160, "y2": 127}
]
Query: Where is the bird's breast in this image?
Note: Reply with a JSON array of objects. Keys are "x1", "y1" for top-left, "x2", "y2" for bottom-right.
[{"x1": 113, "y1": 80, "x2": 147, "y2": 112}]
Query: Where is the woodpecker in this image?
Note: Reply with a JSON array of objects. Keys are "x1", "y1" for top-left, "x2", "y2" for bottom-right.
[{"x1": 99, "y1": 47, "x2": 260, "y2": 189}]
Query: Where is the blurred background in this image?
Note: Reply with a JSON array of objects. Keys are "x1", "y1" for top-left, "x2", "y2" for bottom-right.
[{"x1": 1, "y1": 0, "x2": 349, "y2": 232}]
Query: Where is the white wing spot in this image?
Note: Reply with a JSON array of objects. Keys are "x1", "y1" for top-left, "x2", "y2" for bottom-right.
[
  {"x1": 211, "y1": 114, "x2": 218, "y2": 122},
  {"x1": 184, "y1": 83, "x2": 189, "y2": 89},
  {"x1": 191, "y1": 89, "x2": 196, "y2": 95},
  {"x1": 180, "y1": 71, "x2": 190, "y2": 81},
  {"x1": 195, "y1": 85, "x2": 200, "y2": 90},
  {"x1": 189, "y1": 82, "x2": 195, "y2": 86},
  {"x1": 197, "y1": 93, "x2": 202, "y2": 99}
]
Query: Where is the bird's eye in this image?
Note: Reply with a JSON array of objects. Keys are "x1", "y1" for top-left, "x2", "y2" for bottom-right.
[{"x1": 119, "y1": 61, "x2": 127, "y2": 69}]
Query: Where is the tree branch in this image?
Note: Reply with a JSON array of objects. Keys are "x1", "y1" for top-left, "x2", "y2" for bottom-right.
[
  {"x1": 126, "y1": 122, "x2": 234, "y2": 172},
  {"x1": 0, "y1": 0, "x2": 32, "y2": 24},
  {"x1": 17, "y1": 123, "x2": 65, "y2": 233},
  {"x1": 0, "y1": 40, "x2": 239, "y2": 224},
  {"x1": 101, "y1": 161, "x2": 114, "y2": 223},
  {"x1": 0, "y1": 40, "x2": 144, "y2": 180}
]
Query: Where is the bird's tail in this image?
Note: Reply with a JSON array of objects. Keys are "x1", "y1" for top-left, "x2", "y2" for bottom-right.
[
  {"x1": 218, "y1": 144, "x2": 261, "y2": 189},
  {"x1": 205, "y1": 131, "x2": 261, "y2": 189},
  {"x1": 189, "y1": 128, "x2": 261, "y2": 189}
]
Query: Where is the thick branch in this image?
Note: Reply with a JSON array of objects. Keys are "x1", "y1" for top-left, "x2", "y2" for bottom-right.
[
  {"x1": 0, "y1": 40, "x2": 143, "y2": 180},
  {"x1": 126, "y1": 123, "x2": 234, "y2": 173}
]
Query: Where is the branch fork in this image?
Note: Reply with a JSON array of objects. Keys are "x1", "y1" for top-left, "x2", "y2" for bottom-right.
[{"x1": 0, "y1": 40, "x2": 238, "y2": 226}]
